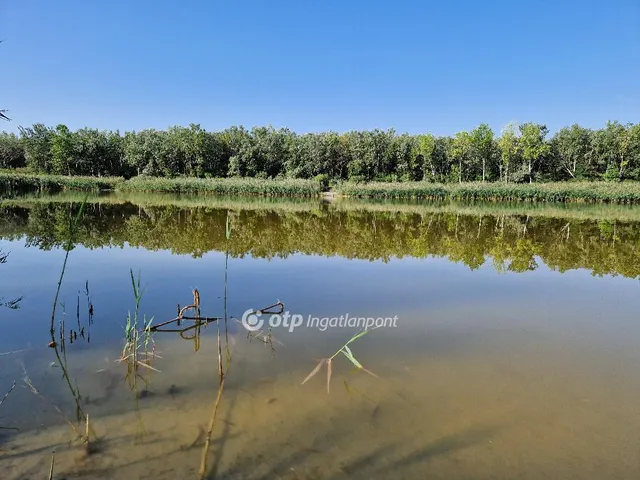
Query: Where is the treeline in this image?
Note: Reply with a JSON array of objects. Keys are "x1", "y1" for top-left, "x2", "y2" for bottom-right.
[
  {"x1": 2, "y1": 201, "x2": 640, "y2": 278},
  {"x1": 1, "y1": 121, "x2": 639, "y2": 183}
]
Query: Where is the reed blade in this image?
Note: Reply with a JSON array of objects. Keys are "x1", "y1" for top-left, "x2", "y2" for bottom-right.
[{"x1": 301, "y1": 359, "x2": 326, "y2": 385}]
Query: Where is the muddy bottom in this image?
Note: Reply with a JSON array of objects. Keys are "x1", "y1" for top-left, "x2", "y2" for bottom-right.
[{"x1": 2, "y1": 317, "x2": 639, "y2": 480}]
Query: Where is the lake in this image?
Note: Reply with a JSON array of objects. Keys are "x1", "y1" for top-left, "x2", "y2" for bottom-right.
[{"x1": 1, "y1": 192, "x2": 640, "y2": 479}]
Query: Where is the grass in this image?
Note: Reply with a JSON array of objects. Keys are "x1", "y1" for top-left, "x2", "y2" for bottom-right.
[
  {"x1": 336, "y1": 181, "x2": 640, "y2": 204},
  {"x1": 116, "y1": 176, "x2": 323, "y2": 196},
  {"x1": 0, "y1": 170, "x2": 124, "y2": 192}
]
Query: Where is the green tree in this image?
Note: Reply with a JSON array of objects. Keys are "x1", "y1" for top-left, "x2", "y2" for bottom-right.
[
  {"x1": 550, "y1": 124, "x2": 593, "y2": 179},
  {"x1": 19, "y1": 123, "x2": 54, "y2": 172},
  {"x1": 451, "y1": 131, "x2": 473, "y2": 183},
  {"x1": 470, "y1": 123, "x2": 496, "y2": 182},
  {"x1": 519, "y1": 123, "x2": 550, "y2": 183},
  {"x1": 0, "y1": 132, "x2": 26, "y2": 168},
  {"x1": 497, "y1": 123, "x2": 520, "y2": 183},
  {"x1": 416, "y1": 133, "x2": 436, "y2": 180},
  {"x1": 50, "y1": 124, "x2": 76, "y2": 175},
  {"x1": 592, "y1": 121, "x2": 640, "y2": 182}
]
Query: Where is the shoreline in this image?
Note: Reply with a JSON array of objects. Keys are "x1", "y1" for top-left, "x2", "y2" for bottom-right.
[{"x1": 4, "y1": 171, "x2": 640, "y2": 204}]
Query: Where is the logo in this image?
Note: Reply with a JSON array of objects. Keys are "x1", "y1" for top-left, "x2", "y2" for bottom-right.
[
  {"x1": 241, "y1": 309, "x2": 264, "y2": 332},
  {"x1": 239, "y1": 309, "x2": 399, "y2": 333}
]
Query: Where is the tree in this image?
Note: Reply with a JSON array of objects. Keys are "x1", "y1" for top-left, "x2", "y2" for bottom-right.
[
  {"x1": 519, "y1": 123, "x2": 550, "y2": 183},
  {"x1": 0, "y1": 132, "x2": 26, "y2": 168},
  {"x1": 497, "y1": 123, "x2": 520, "y2": 183},
  {"x1": 19, "y1": 123, "x2": 54, "y2": 172},
  {"x1": 451, "y1": 131, "x2": 473, "y2": 183},
  {"x1": 416, "y1": 133, "x2": 436, "y2": 180},
  {"x1": 50, "y1": 124, "x2": 76, "y2": 175},
  {"x1": 470, "y1": 123, "x2": 495, "y2": 182},
  {"x1": 551, "y1": 124, "x2": 593, "y2": 179},
  {"x1": 592, "y1": 121, "x2": 640, "y2": 182}
]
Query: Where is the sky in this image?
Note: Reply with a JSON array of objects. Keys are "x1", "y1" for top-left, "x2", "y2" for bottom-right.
[{"x1": 0, "y1": 0, "x2": 638, "y2": 136}]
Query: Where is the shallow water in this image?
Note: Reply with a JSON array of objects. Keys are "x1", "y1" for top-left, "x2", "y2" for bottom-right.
[{"x1": 1, "y1": 193, "x2": 640, "y2": 479}]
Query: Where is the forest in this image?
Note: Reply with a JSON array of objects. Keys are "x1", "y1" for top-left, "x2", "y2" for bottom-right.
[{"x1": 1, "y1": 121, "x2": 639, "y2": 184}]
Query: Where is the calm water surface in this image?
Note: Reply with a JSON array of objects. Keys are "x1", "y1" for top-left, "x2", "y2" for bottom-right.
[{"x1": 1, "y1": 192, "x2": 640, "y2": 479}]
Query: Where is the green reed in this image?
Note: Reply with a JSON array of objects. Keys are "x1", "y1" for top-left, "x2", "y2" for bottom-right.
[
  {"x1": 301, "y1": 328, "x2": 378, "y2": 393},
  {"x1": 116, "y1": 176, "x2": 323, "y2": 196},
  {"x1": 0, "y1": 170, "x2": 124, "y2": 192},
  {"x1": 337, "y1": 181, "x2": 640, "y2": 203},
  {"x1": 121, "y1": 270, "x2": 157, "y2": 387}
]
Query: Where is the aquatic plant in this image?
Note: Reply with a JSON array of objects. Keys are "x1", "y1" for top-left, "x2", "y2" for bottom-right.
[
  {"x1": 0, "y1": 170, "x2": 124, "y2": 192},
  {"x1": 0, "y1": 249, "x2": 22, "y2": 309},
  {"x1": 302, "y1": 328, "x2": 378, "y2": 393},
  {"x1": 0, "y1": 381, "x2": 17, "y2": 431},
  {"x1": 117, "y1": 176, "x2": 323, "y2": 196},
  {"x1": 337, "y1": 181, "x2": 640, "y2": 204},
  {"x1": 198, "y1": 212, "x2": 232, "y2": 480}
]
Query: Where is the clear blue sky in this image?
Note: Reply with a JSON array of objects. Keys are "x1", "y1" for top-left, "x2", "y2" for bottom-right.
[{"x1": 1, "y1": 0, "x2": 638, "y2": 136}]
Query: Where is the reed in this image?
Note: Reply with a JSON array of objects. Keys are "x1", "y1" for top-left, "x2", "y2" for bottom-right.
[
  {"x1": 198, "y1": 212, "x2": 232, "y2": 480},
  {"x1": 302, "y1": 328, "x2": 378, "y2": 393},
  {"x1": 119, "y1": 270, "x2": 158, "y2": 437},
  {"x1": 337, "y1": 181, "x2": 640, "y2": 204},
  {"x1": 0, "y1": 170, "x2": 124, "y2": 192},
  {"x1": 0, "y1": 249, "x2": 22, "y2": 309},
  {"x1": 117, "y1": 176, "x2": 323, "y2": 196},
  {"x1": 0, "y1": 381, "x2": 17, "y2": 431}
]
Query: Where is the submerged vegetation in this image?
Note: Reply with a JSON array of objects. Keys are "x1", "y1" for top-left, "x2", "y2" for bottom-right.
[{"x1": 302, "y1": 329, "x2": 378, "y2": 394}]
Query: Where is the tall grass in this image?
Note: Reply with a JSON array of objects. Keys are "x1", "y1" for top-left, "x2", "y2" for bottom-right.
[
  {"x1": 337, "y1": 181, "x2": 640, "y2": 204},
  {"x1": 0, "y1": 171, "x2": 124, "y2": 192},
  {"x1": 117, "y1": 176, "x2": 323, "y2": 196}
]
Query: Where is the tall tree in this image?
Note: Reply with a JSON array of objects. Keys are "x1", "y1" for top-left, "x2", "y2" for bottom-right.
[
  {"x1": 451, "y1": 131, "x2": 473, "y2": 183},
  {"x1": 497, "y1": 123, "x2": 520, "y2": 183},
  {"x1": 592, "y1": 121, "x2": 640, "y2": 182},
  {"x1": 519, "y1": 123, "x2": 550, "y2": 183},
  {"x1": 50, "y1": 124, "x2": 76, "y2": 175},
  {"x1": 416, "y1": 133, "x2": 436, "y2": 180},
  {"x1": 0, "y1": 132, "x2": 26, "y2": 168},
  {"x1": 470, "y1": 123, "x2": 495, "y2": 182},
  {"x1": 551, "y1": 124, "x2": 593, "y2": 179},
  {"x1": 19, "y1": 124, "x2": 54, "y2": 172}
]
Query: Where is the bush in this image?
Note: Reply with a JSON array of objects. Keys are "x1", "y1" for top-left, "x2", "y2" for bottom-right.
[{"x1": 314, "y1": 174, "x2": 330, "y2": 191}]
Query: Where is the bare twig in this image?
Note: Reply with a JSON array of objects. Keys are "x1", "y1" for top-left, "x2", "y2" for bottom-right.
[
  {"x1": 48, "y1": 451, "x2": 55, "y2": 480},
  {"x1": 0, "y1": 381, "x2": 16, "y2": 408}
]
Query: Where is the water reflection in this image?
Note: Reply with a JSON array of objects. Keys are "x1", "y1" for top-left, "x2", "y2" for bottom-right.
[
  {"x1": 2, "y1": 193, "x2": 640, "y2": 479},
  {"x1": 2, "y1": 194, "x2": 640, "y2": 278}
]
